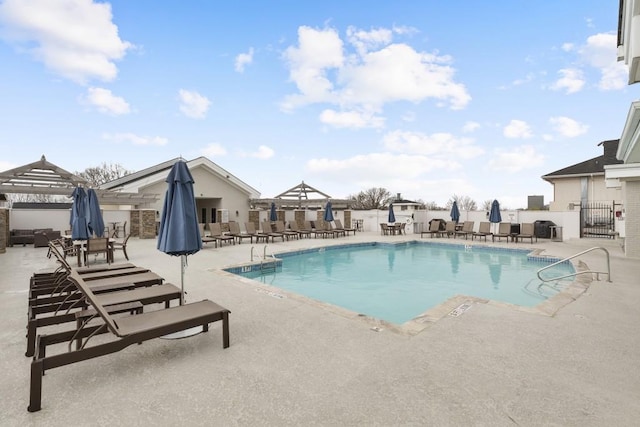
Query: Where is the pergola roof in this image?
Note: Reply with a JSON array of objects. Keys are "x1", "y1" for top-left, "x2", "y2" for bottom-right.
[
  {"x1": 251, "y1": 181, "x2": 351, "y2": 209},
  {"x1": 0, "y1": 155, "x2": 159, "y2": 205}
]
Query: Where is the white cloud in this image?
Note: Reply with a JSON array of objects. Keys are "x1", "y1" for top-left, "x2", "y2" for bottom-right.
[
  {"x1": 549, "y1": 116, "x2": 589, "y2": 138},
  {"x1": 0, "y1": 0, "x2": 133, "y2": 84},
  {"x1": 201, "y1": 143, "x2": 227, "y2": 157},
  {"x1": 178, "y1": 89, "x2": 211, "y2": 119},
  {"x1": 550, "y1": 68, "x2": 585, "y2": 94},
  {"x1": 462, "y1": 121, "x2": 480, "y2": 133},
  {"x1": 102, "y1": 132, "x2": 168, "y2": 146},
  {"x1": 382, "y1": 130, "x2": 484, "y2": 159},
  {"x1": 83, "y1": 87, "x2": 130, "y2": 115},
  {"x1": 281, "y1": 25, "x2": 470, "y2": 127},
  {"x1": 319, "y1": 109, "x2": 385, "y2": 129},
  {"x1": 488, "y1": 145, "x2": 544, "y2": 173},
  {"x1": 503, "y1": 120, "x2": 533, "y2": 139},
  {"x1": 234, "y1": 47, "x2": 254, "y2": 73},
  {"x1": 561, "y1": 43, "x2": 574, "y2": 52},
  {"x1": 238, "y1": 145, "x2": 275, "y2": 159},
  {"x1": 579, "y1": 32, "x2": 626, "y2": 90}
]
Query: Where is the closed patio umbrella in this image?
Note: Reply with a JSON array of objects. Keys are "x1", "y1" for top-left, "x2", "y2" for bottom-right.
[
  {"x1": 70, "y1": 187, "x2": 90, "y2": 240},
  {"x1": 87, "y1": 188, "x2": 105, "y2": 238},
  {"x1": 324, "y1": 200, "x2": 334, "y2": 222},
  {"x1": 157, "y1": 160, "x2": 202, "y2": 310},
  {"x1": 269, "y1": 202, "x2": 278, "y2": 222},
  {"x1": 489, "y1": 199, "x2": 502, "y2": 234},
  {"x1": 388, "y1": 203, "x2": 396, "y2": 223},
  {"x1": 450, "y1": 201, "x2": 460, "y2": 224}
]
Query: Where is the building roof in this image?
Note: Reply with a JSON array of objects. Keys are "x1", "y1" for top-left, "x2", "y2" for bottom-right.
[
  {"x1": 0, "y1": 155, "x2": 89, "y2": 195},
  {"x1": 251, "y1": 181, "x2": 351, "y2": 209},
  {"x1": 101, "y1": 156, "x2": 261, "y2": 199},
  {"x1": 542, "y1": 139, "x2": 623, "y2": 181}
]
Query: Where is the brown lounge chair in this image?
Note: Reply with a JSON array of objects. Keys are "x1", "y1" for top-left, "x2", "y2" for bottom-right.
[
  {"x1": 208, "y1": 222, "x2": 235, "y2": 246},
  {"x1": 227, "y1": 221, "x2": 253, "y2": 244},
  {"x1": 244, "y1": 222, "x2": 269, "y2": 243},
  {"x1": 288, "y1": 220, "x2": 311, "y2": 238},
  {"x1": 454, "y1": 221, "x2": 475, "y2": 239},
  {"x1": 261, "y1": 221, "x2": 285, "y2": 242},
  {"x1": 472, "y1": 222, "x2": 492, "y2": 241},
  {"x1": 516, "y1": 223, "x2": 537, "y2": 243},
  {"x1": 492, "y1": 222, "x2": 512, "y2": 242},
  {"x1": 420, "y1": 220, "x2": 441, "y2": 238},
  {"x1": 28, "y1": 269, "x2": 230, "y2": 412},
  {"x1": 274, "y1": 221, "x2": 298, "y2": 240},
  {"x1": 334, "y1": 219, "x2": 356, "y2": 236}
]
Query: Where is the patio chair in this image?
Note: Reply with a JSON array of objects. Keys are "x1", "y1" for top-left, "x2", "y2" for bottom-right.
[
  {"x1": 421, "y1": 220, "x2": 441, "y2": 238},
  {"x1": 208, "y1": 222, "x2": 235, "y2": 246},
  {"x1": 454, "y1": 221, "x2": 475, "y2": 240},
  {"x1": 492, "y1": 222, "x2": 512, "y2": 242},
  {"x1": 289, "y1": 220, "x2": 311, "y2": 238},
  {"x1": 334, "y1": 219, "x2": 356, "y2": 236},
  {"x1": 228, "y1": 221, "x2": 253, "y2": 244},
  {"x1": 516, "y1": 223, "x2": 537, "y2": 243},
  {"x1": 28, "y1": 269, "x2": 230, "y2": 412},
  {"x1": 244, "y1": 222, "x2": 269, "y2": 243},
  {"x1": 84, "y1": 237, "x2": 112, "y2": 265},
  {"x1": 472, "y1": 222, "x2": 492, "y2": 241},
  {"x1": 111, "y1": 233, "x2": 131, "y2": 261},
  {"x1": 380, "y1": 223, "x2": 390, "y2": 235}
]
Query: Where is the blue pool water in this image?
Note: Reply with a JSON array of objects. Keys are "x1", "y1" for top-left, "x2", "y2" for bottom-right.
[{"x1": 233, "y1": 242, "x2": 574, "y2": 324}]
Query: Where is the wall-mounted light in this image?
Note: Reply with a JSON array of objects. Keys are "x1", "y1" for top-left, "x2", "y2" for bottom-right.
[{"x1": 235, "y1": 210, "x2": 239, "y2": 216}]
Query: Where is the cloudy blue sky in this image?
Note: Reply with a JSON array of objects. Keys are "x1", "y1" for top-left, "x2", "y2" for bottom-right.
[{"x1": 0, "y1": 0, "x2": 636, "y2": 208}]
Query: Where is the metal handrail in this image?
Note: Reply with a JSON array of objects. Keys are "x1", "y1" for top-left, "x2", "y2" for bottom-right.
[{"x1": 536, "y1": 246, "x2": 611, "y2": 283}]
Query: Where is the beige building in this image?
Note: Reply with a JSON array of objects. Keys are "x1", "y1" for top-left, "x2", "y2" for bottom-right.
[
  {"x1": 542, "y1": 140, "x2": 623, "y2": 212},
  {"x1": 603, "y1": 0, "x2": 640, "y2": 257},
  {"x1": 101, "y1": 157, "x2": 260, "y2": 226}
]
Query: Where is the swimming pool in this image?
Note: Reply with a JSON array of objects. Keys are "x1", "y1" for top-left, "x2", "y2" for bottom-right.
[{"x1": 229, "y1": 242, "x2": 575, "y2": 325}]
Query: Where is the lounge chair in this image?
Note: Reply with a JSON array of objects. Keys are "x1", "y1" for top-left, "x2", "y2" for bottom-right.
[
  {"x1": 244, "y1": 222, "x2": 269, "y2": 243},
  {"x1": 516, "y1": 223, "x2": 537, "y2": 243},
  {"x1": 441, "y1": 221, "x2": 457, "y2": 238},
  {"x1": 261, "y1": 221, "x2": 285, "y2": 242},
  {"x1": 472, "y1": 222, "x2": 492, "y2": 241},
  {"x1": 289, "y1": 220, "x2": 311, "y2": 238},
  {"x1": 28, "y1": 269, "x2": 230, "y2": 412},
  {"x1": 208, "y1": 222, "x2": 235, "y2": 246},
  {"x1": 334, "y1": 219, "x2": 356, "y2": 236},
  {"x1": 274, "y1": 221, "x2": 298, "y2": 240},
  {"x1": 420, "y1": 220, "x2": 441, "y2": 238},
  {"x1": 454, "y1": 221, "x2": 475, "y2": 239},
  {"x1": 492, "y1": 222, "x2": 512, "y2": 242},
  {"x1": 228, "y1": 221, "x2": 253, "y2": 244},
  {"x1": 304, "y1": 221, "x2": 327, "y2": 238}
]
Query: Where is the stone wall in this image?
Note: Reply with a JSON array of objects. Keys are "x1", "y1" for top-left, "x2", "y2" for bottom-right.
[
  {"x1": 130, "y1": 209, "x2": 141, "y2": 237},
  {"x1": 294, "y1": 210, "x2": 305, "y2": 227},
  {"x1": 139, "y1": 209, "x2": 157, "y2": 239},
  {"x1": 248, "y1": 210, "x2": 260, "y2": 228}
]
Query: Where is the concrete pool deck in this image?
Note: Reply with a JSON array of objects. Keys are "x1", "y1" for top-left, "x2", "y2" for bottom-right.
[{"x1": 1, "y1": 232, "x2": 639, "y2": 425}]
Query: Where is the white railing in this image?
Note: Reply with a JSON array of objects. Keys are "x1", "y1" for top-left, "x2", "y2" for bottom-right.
[{"x1": 536, "y1": 247, "x2": 611, "y2": 283}]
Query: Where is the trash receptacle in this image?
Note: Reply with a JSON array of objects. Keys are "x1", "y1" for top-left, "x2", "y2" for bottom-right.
[
  {"x1": 413, "y1": 222, "x2": 423, "y2": 234},
  {"x1": 534, "y1": 220, "x2": 556, "y2": 238}
]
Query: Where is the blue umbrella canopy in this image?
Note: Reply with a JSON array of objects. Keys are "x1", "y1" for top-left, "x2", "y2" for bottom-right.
[
  {"x1": 70, "y1": 187, "x2": 90, "y2": 240},
  {"x1": 157, "y1": 161, "x2": 202, "y2": 256},
  {"x1": 87, "y1": 188, "x2": 105, "y2": 238},
  {"x1": 450, "y1": 201, "x2": 460, "y2": 223},
  {"x1": 489, "y1": 199, "x2": 502, "y2": 223},
  {"x1": 388, "y1": 203, "x2": 396, "y2": 223},
  {"x1": 324, "y1": 200, "x2": 334, "y2": 222},
  {"x1": 269, "y1": 202, "x2": 278, "y2": 222}
]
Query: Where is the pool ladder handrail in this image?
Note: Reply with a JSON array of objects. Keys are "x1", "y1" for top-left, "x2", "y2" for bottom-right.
[
  {"x1": 250, "y1": 245, "x2": 278, "y2": 274},
  {"x1": 536, "y1": 246, "x2": 611, "y2": 283}
]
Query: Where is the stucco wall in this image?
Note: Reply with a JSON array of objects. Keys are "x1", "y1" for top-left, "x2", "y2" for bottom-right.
[{"x1": 549, "y1": 176, "x2": 622, "y2": 211}]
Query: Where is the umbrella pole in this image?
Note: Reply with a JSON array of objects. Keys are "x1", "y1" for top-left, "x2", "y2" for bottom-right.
[
  {"x1": 161, "y1": 254, "x2": 202, "y2": 339},
  {"x1": 181, "y1": 254, "x2": 186, "y2": 305}
]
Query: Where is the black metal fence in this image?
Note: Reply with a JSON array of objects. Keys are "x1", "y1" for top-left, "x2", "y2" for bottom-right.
[{"x1": 580, "y1": 202, "x2": 619, "y2": 238}]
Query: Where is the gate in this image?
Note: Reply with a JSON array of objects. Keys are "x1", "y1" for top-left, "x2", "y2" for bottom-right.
[{"x1": 580, "y1": 202, "x2": 618, "y2": 238}]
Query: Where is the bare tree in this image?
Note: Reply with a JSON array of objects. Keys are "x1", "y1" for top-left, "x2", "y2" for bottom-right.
[
  {"x1": 445, "y1": 194, "x2": 477, "y2": 211},
  {"x1": 6, "y1": 193, "x2": 57, "y2": 204},
  {"x1": 482, "y1": 200, "x2": 493, "y2": 211},
  {"x1": 422, "y1": 200, "x2": 444, "y2": 210},
  {"x1": 75, "y1": 163, "x2": 133, "y2": 187},
  {"x1": 348, "y1": 187, "x2": 391, "y2": 210}
]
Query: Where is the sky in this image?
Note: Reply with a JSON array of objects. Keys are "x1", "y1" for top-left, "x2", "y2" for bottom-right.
[{"x1": 0, "y1": 0, "x2": 637, "y2": 209}]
